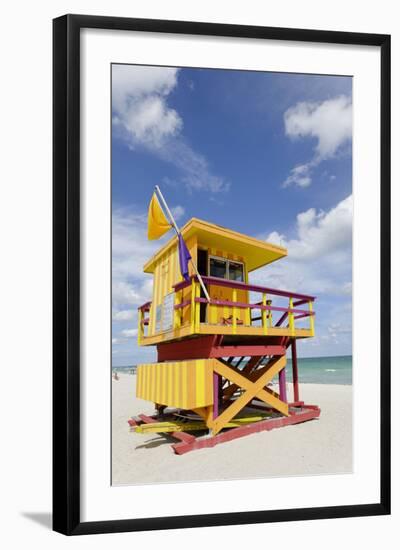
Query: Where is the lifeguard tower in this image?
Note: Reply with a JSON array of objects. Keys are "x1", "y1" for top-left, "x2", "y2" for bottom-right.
[{"x1": 130, "y1": 218, "x2": 320, "y2": 454}]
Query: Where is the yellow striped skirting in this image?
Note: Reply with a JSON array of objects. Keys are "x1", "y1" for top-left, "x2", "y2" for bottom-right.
[{"x1": 136, "y1": 359, "x2": 213, "y2": 409}]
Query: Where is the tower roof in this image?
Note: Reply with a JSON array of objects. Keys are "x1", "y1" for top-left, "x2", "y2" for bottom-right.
[{"x1": 143, "y1": 218, "x2": 287, "y2": 273}]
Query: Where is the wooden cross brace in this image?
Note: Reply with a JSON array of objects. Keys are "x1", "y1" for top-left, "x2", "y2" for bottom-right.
[
  {"x1": 222, "y1": 355, "x2": 262, "y2": 401},
  {"x1": 211, "y1": 356, "x2": 289, "y2": 435}
]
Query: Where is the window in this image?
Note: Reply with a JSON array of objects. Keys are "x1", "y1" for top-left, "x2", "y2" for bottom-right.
[
  {"x1": 209, "y1": 256, "x2": 245, "y2": 282},
  {"x1": 210, "y1": 257, "x2": 227, "y2": 278},
  {"x1": 228, "y1": 261, "x2": 244, "y2": 282}
]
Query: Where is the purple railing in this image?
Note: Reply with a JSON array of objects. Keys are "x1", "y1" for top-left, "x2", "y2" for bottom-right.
[
  {"x1": 138, "y1": 275, "x2": 315, "y2": 338},
  {"x1": 173, "y1": 275, "x2": 315, "y2": 302}
]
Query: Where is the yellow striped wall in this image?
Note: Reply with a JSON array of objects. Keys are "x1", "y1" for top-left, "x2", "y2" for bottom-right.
[
  {"x1": 148, "y1": 242, "x2": 178, "y2": 336},
  {"x1": 148, "y1": 235, "x2": 197, "y2": 336},
  {"x1": 179, "y1": 235, "x2": 197, "y2": 328},
  {"x1": 136, "y1": 359, "x2": 213, "y2": 409},
  {"x1": 147, "y1": 239, "x2": 250, "y2": 337}
]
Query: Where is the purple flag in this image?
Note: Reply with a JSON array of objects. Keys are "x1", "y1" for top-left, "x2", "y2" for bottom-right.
[{"x1": 178, "y1": 234, "x2": 191, "y2": 282}]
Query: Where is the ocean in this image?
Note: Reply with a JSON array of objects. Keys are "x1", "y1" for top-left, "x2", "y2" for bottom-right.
[
  {"x1": 113, "y1": 355, "x2": 352, "y2": 385},
  {"x1": 285, "y1": 355, "x2": 352, "y2": 385}
]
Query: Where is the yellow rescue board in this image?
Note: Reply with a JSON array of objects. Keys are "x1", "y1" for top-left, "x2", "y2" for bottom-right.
[{"x1": 134, "y1": 414, "x2": 272, "y2": 434}]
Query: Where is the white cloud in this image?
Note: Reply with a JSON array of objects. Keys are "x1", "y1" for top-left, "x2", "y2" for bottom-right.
[
  {"x1": 112, "y1": 309, "x2": 135, "y2": 321},
  {"x1": 282, "y1": 95, "x2": 352, "y2": 188},
  {"x1": 170, "y1": 205, "x2": 185, "y2": 221},
  {"x1": 160, "y1": 139, "x2": 230, "y2": 193},
  {"x1": 114, "y1": 95, "x2": 182, "y2": 149},
  {"x1": 121, "y1": 328, "x2": 138, "y2": 338},
  {"x1": 285, "y1": 194, "x2": 352, "y2": 261},
  {"x1": 266, "y1": 231, "x2": 286, "y2": 248},
  {"x1": 255, "y1": 195, "x2": 352, "y2": 356},
  {"x1": 112, "y1": 64, "x2": 228, "y2": 193},
  {"x1": 112, "y1": 281, "x2": 142, "y2": 306},
  {"x1": 112, "y1": 209, "x2": 158, "y2": 282},
  {"x1": 284, "y1": 95, "x2": 352, "y2": 159},
  {"x1": 112, "y1": 65, "x2": 178, "y2": 108},
  {"x1": 257, "y1": 194, "x2": 352, "y2": 296},
  {"x1": 282, "y1": 163, "x2": 312, "y2": 188},
  {"x1": 112, "y1": 209, "x2": 157, "y2": 314},
  {"x1": 112, "y1": 65, "x2": 181, "y2": 149}
]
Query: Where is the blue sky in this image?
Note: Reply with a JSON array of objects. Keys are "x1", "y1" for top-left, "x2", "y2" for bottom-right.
[{"x1": 112, "y1": 64, "x2": 352, "y2": 366}]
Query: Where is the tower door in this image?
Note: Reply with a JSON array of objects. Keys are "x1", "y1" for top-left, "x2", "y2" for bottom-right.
[{"x1": 197, "y1": 249, "x2": 208, "y2": 322}]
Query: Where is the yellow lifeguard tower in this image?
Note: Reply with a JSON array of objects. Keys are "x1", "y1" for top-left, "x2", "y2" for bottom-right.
[{"x1": 131, "y1": 214, "x2": 320, "y2": 454}]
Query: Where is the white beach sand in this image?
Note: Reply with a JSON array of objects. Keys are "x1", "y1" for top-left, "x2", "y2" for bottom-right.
[{"x1": 112, "y1": 373, "x2": 352, "y2": 485}]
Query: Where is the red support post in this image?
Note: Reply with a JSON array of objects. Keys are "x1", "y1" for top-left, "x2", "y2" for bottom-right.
[
  {"x1": 279, "y1": 366, "x2": 287, "y2": 403},
  {"x1": 291, "y1": 338, "x2": 299, "y2": 402}
]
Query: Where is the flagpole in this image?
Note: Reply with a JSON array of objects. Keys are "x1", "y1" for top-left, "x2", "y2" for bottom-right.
[{"x1": 155, "y1": 185, "x2": 211, "y2": 303}]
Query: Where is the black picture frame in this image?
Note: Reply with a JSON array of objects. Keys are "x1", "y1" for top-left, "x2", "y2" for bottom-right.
[{"x1": 53, "y1": 14, "x2": 391, "y2": 535}]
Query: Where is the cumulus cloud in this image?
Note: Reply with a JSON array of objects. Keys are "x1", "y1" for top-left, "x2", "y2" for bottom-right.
[
  {"x1": 282, "y1": 164, "x2": 312, "y2": 188},
  {"x1": 112, "y1": 65, "x2": 181, "y2": 149},
  {"x1": 282, "y1": 95, "x2": 352, "y2": 188},
  {"x1": 255, "y1": 195, "x2": 352, "y2": 354},
  {"x1": 112, "y1": 64, "x2": 228, "y2": 193},
  {"x1": 112, "y1": 281, "x2": 142, "y2": 306},
  {"x1": 112, "y1": 210, "x2": 158, "y2": 315},
  {"x1": 112, "y1": 209, "x2": 165, "y2": 282},
  {"x1": 113, "y1": 309, "x2": 135, "y2": 321},
  {"x1": 257, "y1": 194, "x2": 352, "y2": 296},
  {"x1": 284, "y1": 194, "x2": 352, "y2": 261},
  {"x1": 284, "y1": 95, "x2": 352, "y2": 159}
]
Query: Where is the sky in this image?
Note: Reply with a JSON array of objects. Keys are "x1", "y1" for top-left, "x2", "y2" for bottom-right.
[{"x1": 111, "y1": 64, "x2": 352, "y2": 366}]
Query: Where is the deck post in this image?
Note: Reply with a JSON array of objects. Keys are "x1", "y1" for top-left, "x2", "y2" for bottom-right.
[
  {"x1": 195, "y1": 282, "x2": 201, "y2": 332},
  {"x1": 278, "y1": 366, "x2": 287, "y2": 403},
  {"x1": 262, "y1": 293, "x2": 268, "y2": 334},
  {"x1": 138, "y1": 307, "x2": 143, "y2": 344},
  {"x1": 213, "y1": 372, "x2": 219, "y2": 419},
  {"x1": 190, "y1": 278, "x2": 196, "y2": 333},
  {"x1": 174, "y1": 291, "x2": 181, "y2": 329},
  {"x1": 309, "y1": 300, "x2": 315, "y2": 336},
  {"x1": 288, "y1": 297, "x2": 295, "y2": 335},
  {"x1": 232, "y1": 289, "x2": 238, "y2": 334},
  {"x1": 291, "y1": 338, "x2": 299, "y2": 402}
]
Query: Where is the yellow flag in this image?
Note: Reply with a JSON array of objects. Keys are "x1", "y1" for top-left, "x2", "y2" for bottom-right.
[{"x1": 147, "y1": 192, "x2": 172, "y2": 240}]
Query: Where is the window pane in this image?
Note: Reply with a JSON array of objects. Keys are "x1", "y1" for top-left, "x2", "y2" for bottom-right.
[
  {"x1": 228, "y1": 261, "x2": 244, "y2": 281},
  {"x1": 210, "y1": 258, "x2": 227, "y2": 279}
]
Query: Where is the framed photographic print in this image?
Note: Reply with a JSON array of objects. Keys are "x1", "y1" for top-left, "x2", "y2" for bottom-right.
[{"x1": 53, "y1": 14, "x2": 390, "y2": 535}]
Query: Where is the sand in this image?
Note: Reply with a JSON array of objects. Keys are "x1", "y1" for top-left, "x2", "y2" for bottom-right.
[{"x1": 112, "y1": 373, "x2": 352, "y2": 485}]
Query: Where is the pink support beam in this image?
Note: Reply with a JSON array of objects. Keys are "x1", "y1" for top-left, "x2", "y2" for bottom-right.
[
  {"x1": 275, "y1": 311, "x2": 289, "y2": 327},
  {"x1": 279, "y1": 366, "x2": 287, "y2": 403},
  {"x1": 291, "y1": 338, "x2": 299, "y2": 402},
  {"x1": 213, "y1": 372, "x2": 219, "y2": 419}
]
